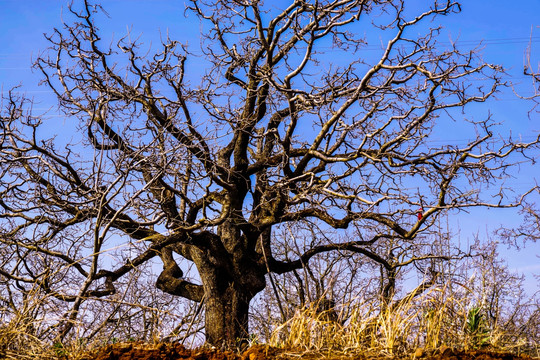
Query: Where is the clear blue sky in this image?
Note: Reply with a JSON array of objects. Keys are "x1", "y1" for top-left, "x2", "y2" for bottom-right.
[{"x1": 1, "y1": 1, "x2": 538, "y2": 292}]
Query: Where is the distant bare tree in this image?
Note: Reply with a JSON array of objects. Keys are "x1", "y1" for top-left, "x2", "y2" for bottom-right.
[{"x1": 1, "y1": 0, "x2": 539, "y2": 349}]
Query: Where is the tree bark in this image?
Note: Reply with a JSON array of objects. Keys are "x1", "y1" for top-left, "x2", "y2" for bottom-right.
[
  {"x1": 200, "y1": 262, "x2": 263, "y2": 349},
  {"x1": 204, "y1": 279, "x2": 252, "y2": 349}
]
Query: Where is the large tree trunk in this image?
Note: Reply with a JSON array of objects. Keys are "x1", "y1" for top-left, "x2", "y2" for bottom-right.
[
  {"x1": 204, "y1": 279, "x2": 252, "y2": 349},
  {"x1": 198, "y1": 247, "x2": 266, "y2": 349}
]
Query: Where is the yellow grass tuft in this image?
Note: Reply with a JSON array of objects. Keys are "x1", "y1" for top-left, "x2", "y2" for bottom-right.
[{"x1": 269, "y1": 285, "x2": 539, "y2": 357}]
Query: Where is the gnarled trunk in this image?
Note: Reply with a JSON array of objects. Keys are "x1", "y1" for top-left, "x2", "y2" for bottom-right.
[
  {"x1": 196, "y1": 235, "x2": 266, "y2": 348},
  {"x1": 204, "y1": 278, "x2": 252, "y2": 349},
  {"x1": 200, "y1": 261, "x2": 265, "y2": 349}
]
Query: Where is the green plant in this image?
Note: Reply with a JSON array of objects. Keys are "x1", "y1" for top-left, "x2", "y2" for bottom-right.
[
  {"x1": 465, "y1": 306, "x2": 490, "y2": 349},
  {"x1": 53, "y1": 342, "x2": 67, "y2": 357}
]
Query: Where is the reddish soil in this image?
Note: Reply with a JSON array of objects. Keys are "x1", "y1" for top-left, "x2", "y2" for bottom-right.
[{"x1": 78, "y1": 343, "x2": 537, "y2": 360}]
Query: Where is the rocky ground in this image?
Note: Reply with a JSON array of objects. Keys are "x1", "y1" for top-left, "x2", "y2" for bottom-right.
[{"x1": 77, "y1": 343, "x2": 538, "y2": 360}]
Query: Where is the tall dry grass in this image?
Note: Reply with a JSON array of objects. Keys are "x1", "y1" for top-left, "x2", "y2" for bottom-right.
[
  {"x1": 0, "y1": 260, "x2": 537, "y2": 359},
  {"x1": 0, "y1": 286, "x2": 56, "y2": 359},
  {"x1": 0, "y1": 283, "x2": 537, "y2": 359},
  {"x1": 269, "y1": 285, "x2": 539, "y2": 357}
]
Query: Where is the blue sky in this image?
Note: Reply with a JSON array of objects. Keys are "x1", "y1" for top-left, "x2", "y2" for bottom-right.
[{"x1": 0, "y1": 0, "x2": 538, "y2": 293}]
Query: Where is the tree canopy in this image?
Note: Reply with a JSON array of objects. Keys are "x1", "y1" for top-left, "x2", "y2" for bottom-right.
[{"x1": 1, "y1": 0, "x2": 538, "y2": 349}]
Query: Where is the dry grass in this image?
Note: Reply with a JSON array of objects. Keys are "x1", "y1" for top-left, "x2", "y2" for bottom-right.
[
  {"x1": 269, "y1": 286, "x2": 539, "y2": 357},
  {"x1": 1, "y1": 281, "x2": 537, "y2": 359},
  {"x1": 0, "y1": 288, "x2": 54, "y2": 359}
]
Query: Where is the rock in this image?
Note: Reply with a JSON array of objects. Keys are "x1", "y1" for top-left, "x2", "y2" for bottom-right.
[
  {"x1": 414, "y1": 347, "x2": 425, "y2": 358},
  {"x1": 438, "y1": 345, "x2": 454, "y2": 355}
]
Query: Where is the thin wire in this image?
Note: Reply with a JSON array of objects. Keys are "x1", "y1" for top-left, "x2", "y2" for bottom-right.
[{"x1": 0, "y1": 36, "x2": 537, "y2": 57}]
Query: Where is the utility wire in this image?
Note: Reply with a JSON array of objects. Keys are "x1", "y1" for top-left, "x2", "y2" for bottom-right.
[{"x1": 0, "y1": 36, "x2": 538, "y2": 57}]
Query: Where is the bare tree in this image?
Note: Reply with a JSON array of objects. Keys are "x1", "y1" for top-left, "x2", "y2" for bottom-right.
[{"x1": 1, "y1": 0, "x2": 538, "y2": 349}]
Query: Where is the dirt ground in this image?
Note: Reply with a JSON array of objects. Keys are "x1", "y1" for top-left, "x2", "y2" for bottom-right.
[{"x1": 78, "y1": 343, "x2": 538, "y2": 360}]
